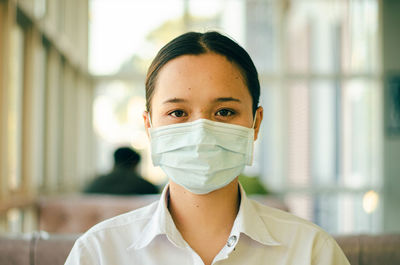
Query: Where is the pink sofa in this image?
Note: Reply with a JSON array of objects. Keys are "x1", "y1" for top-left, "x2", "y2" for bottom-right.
[
  {"x1": 1, "y1": 233, "x2": 399, "y2": 265},
  {"x1": 37, "y1": 194, "x2": 289, "y2": 234},
  {"x1": 37, "y1": 194, "x2": 159, "y2": 234},
  {"x1": 334, "y1": 234, "x2": 400, "y2": 265},
  {"x1": 0, "y1": 233, "x2": 77, "y2": 265},
  {"x1": 3, "y1": 195, "x2": 398, "y2": 264}
]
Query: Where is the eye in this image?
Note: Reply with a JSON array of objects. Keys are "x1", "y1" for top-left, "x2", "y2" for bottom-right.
[
  {"x1": 169, "y1": 110, "x2": 186, "y2": 118},
  {"x1": 216, "y1": 109, "x2": 235, "y2": 117}
]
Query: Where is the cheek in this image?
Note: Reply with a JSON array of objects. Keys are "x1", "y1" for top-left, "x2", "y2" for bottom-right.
[
  {"x1": 241, "y1": 100, "x2": 255, "y2": 127},
  {"x1": 243, "y1": 113, "x2": 255, "y2": 128}
]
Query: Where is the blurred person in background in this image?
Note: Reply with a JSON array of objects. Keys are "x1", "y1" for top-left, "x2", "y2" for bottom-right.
[{"x1": 83, "y1": 147, "x2": 158, "y2": 194}]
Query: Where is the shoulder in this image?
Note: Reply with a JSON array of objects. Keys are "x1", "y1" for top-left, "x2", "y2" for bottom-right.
[
  {"x1": 248, "y1": 199, "x2": 349, "y2": 263},
  {"x1": 66, "y1": 201, "x2": 160, "y2": 264},
  {"x1": 77, "y1": 200, "x2": 158, "y2": 245},
  {"x1": 249, "y1": 198, "x2": 334, "y2": 245},
  {"x1": 90, "y1": 200, "x2": 157, "y2": 233}
]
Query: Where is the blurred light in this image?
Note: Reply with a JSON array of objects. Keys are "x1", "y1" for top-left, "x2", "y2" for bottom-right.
[
  {"x1": 127, "y1": 96, "x2": 146, "y2": 129},
  {"x1": 7, "y1": 208, "x2": 21, "y2": 233},
  {"x1": 131, "y1": 131, "x2": 148, "y2": 150},
  {"x1": 7, "y1": 208, "x2": 20, "y2": 222},
  {"x1": 363, "y1": 190, "x2": 379, "y2": 214}
]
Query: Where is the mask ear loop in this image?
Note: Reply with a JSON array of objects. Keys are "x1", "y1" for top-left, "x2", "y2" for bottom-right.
[
  {"x1": 248, "y1": 111, "x2": 258, "y2": 165},
  {"x1": 147, "y1": 112, "x2": 153, "y2": 140},
  {"x1": 252, "y1": 112, "x2": 257, "y2": 129},
  {"x1": 148, "y1": 112, "x2": 153, "y2": 128}
]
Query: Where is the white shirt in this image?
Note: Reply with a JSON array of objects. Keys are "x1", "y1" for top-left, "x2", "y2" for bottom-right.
[{"x1": 65, "y1": 184, "x2": 350, "y2": 265}]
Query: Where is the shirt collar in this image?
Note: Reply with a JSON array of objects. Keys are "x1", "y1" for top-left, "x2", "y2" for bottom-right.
[
  {"x1": 232, "y1": 183, "x2": 281, "y2": 246},
  {"x1": 128, "y1": 184, "x2": 188, "y2": 251},
  {"x1": 128, "y1": 183, "x2": 281, "y2": 251}
]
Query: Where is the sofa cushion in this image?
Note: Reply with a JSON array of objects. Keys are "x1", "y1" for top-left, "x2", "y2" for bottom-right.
[
  {"x1": 34, "y1": 234, "x2": 79, "y2": 265},
  {"x1": 0, "y1": 235, "x2": 31, "y2": 265},
  {"x1": 359, "y1": 234, "x2": 400, "y2": 265},
  {"x1": 335, "y1": 234, "x2": 360, "y2": 265},
  {"x1": 38, "y1": 194, "x2": 159, "y2": 233},
  {"x1": 335, "y1": 234, "x2": 400, "y2": 265},
  {"x1": 1, "y1": 233, "x2": 400, "y2": 265},
  {"x1": 37, "y1": 194, "x2": 289, "y2": 234}
]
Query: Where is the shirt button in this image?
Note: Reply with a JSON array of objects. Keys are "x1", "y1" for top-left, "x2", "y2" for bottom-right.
[{"x1": 226, "y1": 235, "x2": 237, "y2": 247}]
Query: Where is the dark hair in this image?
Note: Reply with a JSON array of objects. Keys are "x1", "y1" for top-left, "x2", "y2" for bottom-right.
[
  {"x1": 145, "y1": 31, "x2": 260, "y2": 114},
  {"x1": 114, "y1": 147, "x2": 141, "y2": 168}
]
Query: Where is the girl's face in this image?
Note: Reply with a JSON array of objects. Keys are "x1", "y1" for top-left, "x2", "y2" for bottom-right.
[{"x1": 143, "y1": 52, "x2": 263, "y2": 140}]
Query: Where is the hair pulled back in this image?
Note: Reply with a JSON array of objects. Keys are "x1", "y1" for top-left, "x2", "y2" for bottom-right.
[{"x1": 145, "y1": 31, "x2": 260, "y2": 115}]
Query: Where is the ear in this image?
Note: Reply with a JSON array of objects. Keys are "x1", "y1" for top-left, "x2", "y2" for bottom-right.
[
  {"x1": 143, "y1": 111, "x2": 151, "y2": 139},
  {"x1": 253, "y1": 106, "x2": 263, "y2": 141}
]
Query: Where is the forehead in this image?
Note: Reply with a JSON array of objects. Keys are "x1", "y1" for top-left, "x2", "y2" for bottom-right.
[{"x1": 154, "y1": 53, "x2": 249, "y2": 98}]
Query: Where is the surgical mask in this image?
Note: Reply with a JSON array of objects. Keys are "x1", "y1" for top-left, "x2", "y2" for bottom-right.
[{"x1": 149, "y1": 117, "x2": 255, "y2": 194}]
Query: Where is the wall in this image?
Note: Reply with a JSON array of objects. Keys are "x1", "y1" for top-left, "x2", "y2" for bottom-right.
[{"x1": 381, "y1": 0, "x2": 400, "y2": 233}]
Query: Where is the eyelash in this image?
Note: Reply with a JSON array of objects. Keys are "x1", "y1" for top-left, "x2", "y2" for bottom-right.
[
  {"x1": 215, "y1": 108, "x2": 236, "y2": 117},
  {"x1": 167, "y1": 108, "x2": 236, "y2": 119},
  {"x1": 168, "y1": 110, "x2": 187, "y2": 118}
]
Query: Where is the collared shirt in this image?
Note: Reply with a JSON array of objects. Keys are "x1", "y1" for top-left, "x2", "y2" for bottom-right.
[{"x1": 65, "y1": 184, "x2": 350, "y2": 265}]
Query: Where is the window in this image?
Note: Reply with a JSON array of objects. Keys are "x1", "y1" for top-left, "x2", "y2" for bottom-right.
[
  {"x1": 0, "y1": 0, "x2": 92, "y2": 233},
  {"x1": 256, "y1": 0, "x2": 381, "y2": 233},
  {"x1": 8, "y1": 23, "x2": 25, "y2": 191}
]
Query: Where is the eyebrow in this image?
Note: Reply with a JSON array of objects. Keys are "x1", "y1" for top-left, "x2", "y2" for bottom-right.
[
  {"x1": 162, "y1": 98, "x2": 187, "y2": 104},
  {"x1": 213, "y1": 97, "x2": 241, "y2": 103},
  {"x1": 162, "y1": 97, "x2": 241, "y2": 104}
]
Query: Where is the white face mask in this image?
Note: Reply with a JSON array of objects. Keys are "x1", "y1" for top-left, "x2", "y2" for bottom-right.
[{"x1": 149, "y1": 118, "x2": 255, "y2": 194}]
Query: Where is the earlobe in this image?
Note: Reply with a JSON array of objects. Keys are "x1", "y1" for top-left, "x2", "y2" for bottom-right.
[{"x1": 254, "y1": 106, "x2": 263, "y2": 141}]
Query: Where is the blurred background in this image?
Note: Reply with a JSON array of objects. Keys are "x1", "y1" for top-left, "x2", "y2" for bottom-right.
[{"x1": 1, "y1": 0, "x2": 400, "y2": 237}]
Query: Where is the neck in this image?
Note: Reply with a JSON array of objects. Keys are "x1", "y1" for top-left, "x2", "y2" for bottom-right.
[
  {"x1": 168, "y1": 179, "x2": 240, "y2": 265},
  {"x1": 168, "y1": 179, "x2": 240, "y2": 239}
]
